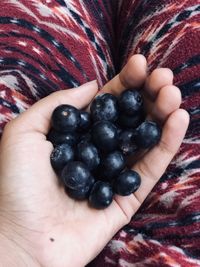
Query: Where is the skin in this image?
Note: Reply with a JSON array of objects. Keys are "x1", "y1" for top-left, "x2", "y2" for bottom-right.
[{"x1": 0, "y1": 55, "x2": 189, "y2": 267}]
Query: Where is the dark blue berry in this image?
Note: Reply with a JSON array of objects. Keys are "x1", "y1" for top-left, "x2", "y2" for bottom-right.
[
  {"x1": 79, "y1": 111, "x2": 91, "y2": 131},
  {"x1": 135, "y1": 121, "x2": 161, "y2": 149},
  {"x1": 90, "y1": 93, "x2": 119, "y2": 122},
  {"x1": 118, "y1": 113, "x2": 143, "y2": 129},
  {"x1": 79, "y1": 132, "x2": 92, "y2": 144},
  {"x1": 117, "y1": 127, "x2": 123, "y2": 135},
  {"x1": 91, "y1": 121, "x2": 118, "y2": 152},
  {"x1": 76, "y1": 142, "x2": 100, "y2": 171},
  {"x1": 89, "y1": 181, "x2": 113, "y2": 209},
  {"x1": 50, "y1": 144, "x2": 74, "y2": 171},
  {"x1": 113, "y1": 170, "x2": 141, "y2": 196},
  {"x1": 61, "y1": 161, "x2": 92, "y2": 190},
  {"x1": 119, "y1": 90, "x2": 143, "y2": 115},
  {"x1": 51, "y1": 104, "x2": 80, "y2": 132},
  {"x1": 47, "y1": 129, "x2": 78, "y2": 147},
  {"x1": 118, "y1": 130, "x2": 138, "y2": 156},
  {"x1": 100, "y1": 151, "x2": 125, "y2": 180},
  {"x1": 65, "y1": 176, "x2": 95, "y2": 200}
]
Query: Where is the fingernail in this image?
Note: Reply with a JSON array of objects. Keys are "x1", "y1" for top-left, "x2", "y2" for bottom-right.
[
  {"x1": 89, "y1": 79, "x2": 97, "y2": 84},
  {"x1": 82, "y1": 80, "x2": 97, "y2": 86}
]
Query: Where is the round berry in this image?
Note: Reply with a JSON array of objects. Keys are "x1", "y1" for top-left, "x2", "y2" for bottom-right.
[
  {"x1": 51, "y1": 104, "x2": 80, "y2": 132},
  {"x1": 47, "y1": 129, "x2": 78, "y2": 147},
  {"x1": 80, "y1": 132, "x2": 92, "y2": 144},
  {"x1": 118, "y1": 113, "x2": 143, "y2": 129},
  {"x1": 90, "y1": 93, "x2": 119, "y2": 122},
  {"x1": 119, "y1": 90, "x2": 143, "y2": 115},
  {"x1": 91, "y1": 121, "x2": 118, "y2": 153},
  {"x1": 77, "y1": 142, "x2": 100, "y2": 171},
  {"x1": 135, "y1": 121, "x2": 162, "y2": 149},
  {"x1": 89, "y1": 181, "x2": 113, "y2": 209},
  {"x1": 65, "y1": 176, "x2": 95, "y2": 200},
  {"x1": 113, "y1": 170, "x2": 141, "y2": 196},
  {"x1": 50, "y1": 144, "x2": 74, "y2": 171},
  {"x1": 61, "y1": 161, "x2": 91, "y2": 190},
  {"x1": 118, "y1": 130, "x2": 138, "y2": 156},
  {"x1": 79, "y1": 111, "x2": 91, "y2": 131},
  {"x1": 100, "y1": 151, "x2": 125, "y2": 180}
]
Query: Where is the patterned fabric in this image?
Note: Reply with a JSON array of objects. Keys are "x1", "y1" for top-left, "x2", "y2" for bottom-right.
[
  {"x1": 0, "y1": 1, "x2": 200, "y2": 266},
  {"x1": 0, "y1": 0, "x2": 117, "y2": 131}
]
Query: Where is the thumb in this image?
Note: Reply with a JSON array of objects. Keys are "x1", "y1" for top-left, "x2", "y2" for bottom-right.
[{"x1": 4, "y1": 80, "x2": 98, "y2": 136}]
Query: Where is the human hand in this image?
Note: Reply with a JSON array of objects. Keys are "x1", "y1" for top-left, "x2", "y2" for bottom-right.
[{"x1": 0, "y1": 55, "x2": 189, "y2": 267}]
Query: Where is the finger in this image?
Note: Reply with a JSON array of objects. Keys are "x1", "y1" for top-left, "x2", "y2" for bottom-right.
[
  {"x1": 114, "y1": 109, "x2": 189, "y2": 220},
  {"x1": 102, "y1": 54, "x2": 147, "y2": 96},
  {"x1": 149, "y1": 85, "x2": 182, "y2": 123},
  {"x1": 145, "y1": 68, "x2": 174, "y2": 100},
  {"x1": 5, "y1": 80, "x2": 98, "y2": 135},
  {"x1": 134, "y1": 109, "x2": 189, "y2": 203}
]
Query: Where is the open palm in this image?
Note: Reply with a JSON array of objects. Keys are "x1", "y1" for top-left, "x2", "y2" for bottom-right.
[{"x1": 0, "y1": 55, "x2": 189, "y2": 267}]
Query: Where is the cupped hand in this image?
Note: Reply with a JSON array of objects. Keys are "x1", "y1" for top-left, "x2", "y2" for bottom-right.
[{"x1": 0, "y1": 55, "x2": 189, "y2": 267}]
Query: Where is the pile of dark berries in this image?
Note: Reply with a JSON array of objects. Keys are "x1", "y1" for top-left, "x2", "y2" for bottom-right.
[{"x1": 47, "y1": 89, "x2": 161, "y2": 209}]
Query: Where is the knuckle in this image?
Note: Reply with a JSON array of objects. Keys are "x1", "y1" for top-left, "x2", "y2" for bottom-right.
[
  {"x1": 50, "y1": 90, "x2": 72, "y2": 106},
  {"x1": 124, "y1": 214, "x2": 132, "y2": 225},
  {"x1": 159, "y1": 139, "x2": 174, "y2": 156},
  {"x1": 136, "y1": 159, "x2": 156, "y2": 182}
]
